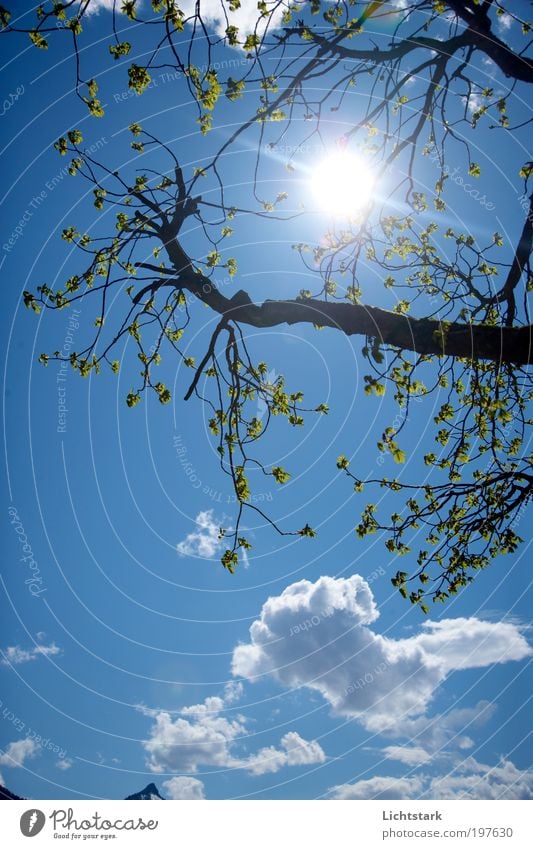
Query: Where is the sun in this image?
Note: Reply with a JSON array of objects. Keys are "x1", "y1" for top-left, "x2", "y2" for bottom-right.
[{"x1": 311, "y1": 151, "x2": 376, "y2": 216}]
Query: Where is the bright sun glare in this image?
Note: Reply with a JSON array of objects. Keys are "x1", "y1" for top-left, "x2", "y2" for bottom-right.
[{"x1": 312, "y1": 151, "x2": 376, "y2": 216}]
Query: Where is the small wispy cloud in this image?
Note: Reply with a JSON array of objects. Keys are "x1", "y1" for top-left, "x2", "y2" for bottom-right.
[
  {"x1": 223, "y1": 681, "x2": 244, "y2": 704},
  {"x1": 497, "y1": 12, "x2": 512, "y2": 31},
  {"x1": 463, "y1": 90, "x2": 484, "y2": 114},
  {"x1": 176, "y1": 510, "x2": 223, "y2": 558},
  {"x1": 1, "y1": 642, "x2": 61, "y2": 666},
  {"x1": 381, "y1": 745, "x2": 432, "y2": 766}
]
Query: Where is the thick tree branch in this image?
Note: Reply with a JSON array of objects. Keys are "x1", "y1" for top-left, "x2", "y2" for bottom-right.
[
  {"x1": 310, "y1": 13, "x2": 533, "y2": 84},
  {"x1": 167, "y1": 274, "x2": 533, "y2": 365},
  {"x1": 312, "y1": 32, "x2": 470, "y2": 65},
  {"x1": 445, "y1": 1, "x2": 533, "y2": 82}
]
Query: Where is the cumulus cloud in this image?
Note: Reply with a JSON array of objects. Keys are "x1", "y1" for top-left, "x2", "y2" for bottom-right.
[
  {"x1": 0, "y1": 738, "x2": 40, "y2": 768},
  {"x1": 56, "y1": 758, "x2": 73, "y2": 771},
  {"x1": 331, "y1": 757, "x2": 533, "y2": 800},
  {"x1": 1, "y1": 642, "x2": 61, "y2": 666},
  {"x1": 143, "y1": 693, "x2": 325, "y2": 776},
  {"x1": 145, "y1": 696, "x2": 244, "y2": 773},
  {"x1": 177, "y1": 510, "x2": 222, "y2": 558},
  {"x1": 232, "y1": 575, "x2": 531, "y2": 732},
  {"x1": 163, "y1": 776, "x2": 206, "y2": 800},
  {"x1": 242, "y1": 732, "x2": 326, "y2": 776}
]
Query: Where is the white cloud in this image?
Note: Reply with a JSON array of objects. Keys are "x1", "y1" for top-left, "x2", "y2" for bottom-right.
[
  {"x1": 242, "y1": 732, "x2": 326, "y2": 776},
  {"x1": 143, "y1": 693, "x2": 325, "y2": 776},
  {"x1": 145, "y1": 696, "x2": 243, "y2": 773},
  {"x1": 177, "y1": 510, "x2": 222, "y2": 558},
  {"x1": 382, "y1": 746, "x2": 431, "y2": 766},
  {"x1": 464, "y1": 90, "x2": 484, "y2": 115},
  {"x1": 163, "y1": 776, "x2": 206, "y2": 800},
  {"x1": 1, "y1": 642, "x2": 61, "y2": 666},
  {"x1": 56, "y1": 758, "x2": 73, "y2": 771},
  {"x1": 391, "y1": 700, "x2": 494, "y2": 754},
  {"x1": 232, "y1": 575, "x2": 531, "y2": 732},
  {"x1": 86, "y1": 0, "x2": 287, "y2": 37},
  {"x1": 393, "y1": 0, "x2": 413, "y2": 19},
  {"x1": 331, "y1": 757, "x2": 533, "y2": 800},
  {"x1": 180, "y1": 0, "x2": 285, "y2": 38},
  {"x1": 429, "y1": 757, "x2": 533, "y2": 800},
  {"x1": 333, "y1": 775, "x2": 424, "y2": 800},
  {"x1": 497, "y1": 13, "x2": 512, "y2": 31},
  {"x1": 0, "y1": 738, "x2": 40, "y2": 768},
  {"x1": 85, "y1": 0, "x2": 116, "y2": 14},
  {"x1": 223, "y1": 681, "x2": 244, "y2": 704},
  {"x1": 407, "y1": 617, "x2": 531, "y2": 673}
]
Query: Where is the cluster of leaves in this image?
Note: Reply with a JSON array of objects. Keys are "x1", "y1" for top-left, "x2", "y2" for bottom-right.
[{"x1": 336, "y1": 352, "x2": 532, "y2": 609}]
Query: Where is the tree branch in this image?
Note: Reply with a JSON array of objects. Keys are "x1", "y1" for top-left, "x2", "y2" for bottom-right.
[
  {"x1": 445, "y1": 1, "x2": 533, "y2": 82},
  {"x1": 175, "y1": 275, "x2": 533, "y2": 365},
  {"x1": 494, "y1": 192, "x2": 533, "y2": 325}
]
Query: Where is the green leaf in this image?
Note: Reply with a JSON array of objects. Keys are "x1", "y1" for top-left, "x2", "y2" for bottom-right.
[
  {"x1": 0, "y1": 5, "x2": 11, "y2": 27},
  {"x1": 392, "y1": 447, "x2": 406, "y2": 464}
]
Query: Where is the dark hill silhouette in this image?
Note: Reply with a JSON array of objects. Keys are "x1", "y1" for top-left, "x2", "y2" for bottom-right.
[
  {"x1": 125, "y1": 782, "x2": 165, "y2": 800},
  {"x1": 0, "y1": 783, "x2": 25, "y2": 800}
]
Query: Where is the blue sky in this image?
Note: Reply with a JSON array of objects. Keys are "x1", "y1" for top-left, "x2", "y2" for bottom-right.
[{"x1": 0, "y1": 1, "x2": 532, "y2": 800}]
